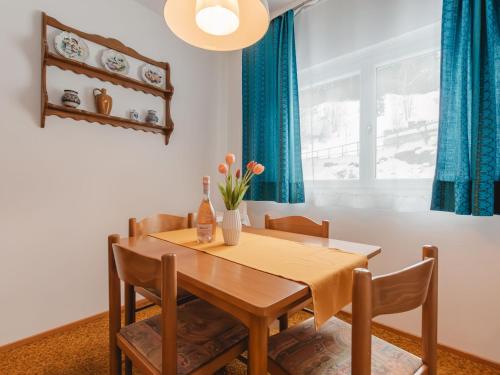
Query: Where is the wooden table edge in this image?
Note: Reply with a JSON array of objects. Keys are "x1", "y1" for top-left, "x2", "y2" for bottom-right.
[{"x1": 115, "y1": 237, "x2": 311, "y2": 319}]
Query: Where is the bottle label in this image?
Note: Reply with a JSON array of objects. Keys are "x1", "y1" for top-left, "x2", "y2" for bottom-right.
[
  {"x1": 197, "y1": 223, "x2": 213, "y2": 233},
  {"x1": 197, "y1": 223, "x2": 213, "y2": 242}
]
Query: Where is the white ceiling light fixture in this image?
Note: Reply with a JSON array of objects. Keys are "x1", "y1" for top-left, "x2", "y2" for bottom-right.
[
  {"x1": 164, "y1": 0, "x2": 270, "y2": 51},
  {"x1": 195, "y1": 0, "x2": 240, "y2": 36}
]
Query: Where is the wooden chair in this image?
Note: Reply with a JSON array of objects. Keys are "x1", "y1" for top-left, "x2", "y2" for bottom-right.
[
  {"x1": 265, "y1": 214, "x2": 330, "y2": 330},
  {"x1": 108, "y1": 234, "x2": 248, "y2": 375},
  {"x1": 129, "y1": 213, "x2": 194, "y2": 238},
  {"x1": 267, "y1": 246, "x2": 438, "y2": 375},
  {"x1": 127, "y1": 213, "x2": 195, "y2": 318},
  {"x1": 265, "y1": 214, "x2": 329, "y2": 239}
]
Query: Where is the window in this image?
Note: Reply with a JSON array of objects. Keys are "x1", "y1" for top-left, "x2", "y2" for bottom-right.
[
  {"x1": 376, "y1": 51, "x2": 440, "y2": 179},
  {"x1": 297, "y1": 24, "x2": 441, "y2": 210},
  {"x1": 299, "y1": 26, "x2": 440, "y2": 183},
  {"x1": 301, "y1": 75, "x2": 360, "y2": 181}
]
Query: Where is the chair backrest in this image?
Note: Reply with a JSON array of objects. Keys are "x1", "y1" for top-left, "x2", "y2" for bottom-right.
[
  {"x1": 112, "y1": 243, "x2": 162, "y2": 291},
  {"x1": 129, "y1": 213, "x2": 194, "y2": 237},
  {"x1": 351, "y1": 245, "x2": 438, "y2": 375},
  {"x1": 264, "y1": 214, "x2": 329, "y2": 238},
  {"x1": 108, "y1": 234, "x2": 178, "y2": 375}
]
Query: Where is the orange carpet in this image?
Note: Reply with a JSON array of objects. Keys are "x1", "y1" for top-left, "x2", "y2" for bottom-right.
[{"x1": 1, "y1": 307, "x2": 498, "y2": 374}]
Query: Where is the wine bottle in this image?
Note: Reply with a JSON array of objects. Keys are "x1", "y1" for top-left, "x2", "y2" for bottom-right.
[{"x1": 197, "y1": 176, "x2": 216, "y2": 243}]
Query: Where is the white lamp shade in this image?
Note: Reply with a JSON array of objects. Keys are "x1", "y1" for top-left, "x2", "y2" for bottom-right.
[{"x1": 164, "y1": 0, "x2": 270, "y2": 51}]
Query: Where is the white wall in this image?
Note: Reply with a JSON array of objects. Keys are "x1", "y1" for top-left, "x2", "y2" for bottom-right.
[
  {"x1": 226, "y1": 0, "x2": 500, "y2": 364},
  {"x1": 0, "y1": 0, "x2": 228, "y2": 345}
]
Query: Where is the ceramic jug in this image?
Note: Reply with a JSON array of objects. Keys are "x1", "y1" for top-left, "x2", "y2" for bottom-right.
[
  {"x1": 61, "y1": 90, "x2": 80, "y2": 108},
  {"x1": 93, "y1": 88, "x2": 112, "y2": 115}
]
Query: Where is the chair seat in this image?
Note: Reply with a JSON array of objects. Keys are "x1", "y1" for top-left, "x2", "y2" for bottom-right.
[
  {"x1": 268, "y1": 317, "x2": 422, "y2": 375},
  {"x1": 119, "y1": 299, "x2": 248, "y2": 374}
]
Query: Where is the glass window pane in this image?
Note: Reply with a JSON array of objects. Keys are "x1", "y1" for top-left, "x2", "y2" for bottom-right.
[
  {"x1": 300, "y1": 75, "x2": 360, "y2": 180},
  {"x1": 375, "y1": 51, "x2": 440, "y2": 179}
]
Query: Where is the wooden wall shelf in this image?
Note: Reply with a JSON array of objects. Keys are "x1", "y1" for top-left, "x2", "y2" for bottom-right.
[
  {"x1": 46, "y1": 104, "x2": 173, "y2": 140},
  {"x1": 41, "y1": 13, "x2": 174, "y2": 145},
  {"x1": 45, "y1": 52, "x2": 173, "y2": 98}
]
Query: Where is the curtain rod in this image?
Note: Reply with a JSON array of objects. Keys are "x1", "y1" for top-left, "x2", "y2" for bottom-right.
[{"x1": 270, "y1": 0, "x2": 323, "y2": 19}]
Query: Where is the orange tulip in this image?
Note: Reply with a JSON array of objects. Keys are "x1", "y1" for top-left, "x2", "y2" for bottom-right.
[
  {"x1": 218, "y1": 163, "x2": 228, "y2": 174},
  {"x1": 253, "y1": 163, "x2": 265, "y2": 175},
  {"x1": 225, "y1": 153, "x2": 236, "y2": 165},
  {"x1": 247, "y1": 161, "x2": 257, "y2": 170},
  {"x1": 236, "y1": 168, "x2": 241, "y2": 179}
]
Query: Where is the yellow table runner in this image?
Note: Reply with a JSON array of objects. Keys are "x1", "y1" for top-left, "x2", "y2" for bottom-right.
[{"x1": 150, "y1": 228, "x2": 367, "y2": 329}]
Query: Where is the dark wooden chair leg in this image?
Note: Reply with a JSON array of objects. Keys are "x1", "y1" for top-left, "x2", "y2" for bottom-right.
[
  {"x1": 108, "y1": 234, "x2": 123, "y2": 375},
  {"x1": 125, "y1": 284, "x2": 136, "y2": 323},
  {"x1": 279, "y1": 314, "x2": 289, "y2": 331},
  {"x1": 124, "y1": 284, "x2": 135, "y2": 375},
  {"x1": 125, "y1": 360, "x2": 132, "y2": 375}
]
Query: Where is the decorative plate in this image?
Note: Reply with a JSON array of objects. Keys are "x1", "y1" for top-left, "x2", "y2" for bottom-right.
[
  {"x1": 141, "y1": 64, "x2": 164, "y2": 87},
  {"x1": 101, "y1": 49, "x2": 129, "y2": 74},
  {"x1": 54, "y1": 31, "x2": 89, "y2": 62}
]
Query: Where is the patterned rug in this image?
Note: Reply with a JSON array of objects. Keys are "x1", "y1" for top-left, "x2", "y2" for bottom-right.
[{"x1": 1, "y1": 307, "x2": 498, "y2": 374}]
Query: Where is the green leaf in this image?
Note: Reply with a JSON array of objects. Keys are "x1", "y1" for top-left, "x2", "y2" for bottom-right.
[
  {"x1": 218, "y1": 183, "x2": 229, "y2": 209},
  {"x1": 234, "y1": 186, "x2": 249, "y2": 208}
]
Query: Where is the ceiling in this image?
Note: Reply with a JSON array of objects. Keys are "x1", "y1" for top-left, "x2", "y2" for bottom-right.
[
  {"x1": 135, "y1": 0, "x2": 300, "y2": 18},
  {"x1": 268, "y1": 0, "x2": 300, "y2": 15}
]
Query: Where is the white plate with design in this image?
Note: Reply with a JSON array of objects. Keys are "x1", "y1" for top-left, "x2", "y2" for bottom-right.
[
  {"x1": 141, "y1": 64, "x2": 164, "y2": 87},
  {"x1": 101, "y1": 49, "x2": 130, "y2": 74},
  {"x1": 54, "y1": 31, "x2": 89, "y2": 62}
]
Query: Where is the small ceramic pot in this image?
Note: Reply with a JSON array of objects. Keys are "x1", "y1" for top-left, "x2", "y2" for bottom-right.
[
  {"x1": 61, "y1": 90, "x2": 80, "y2": 108},
  {"x1": 93, "y1": 88, "x2": 112, "y2": 115},
  {"x1": 222, "y1": 209, "x2": 242, "y2": 246},
  {"x1": 129, "y1": 109, "x2": 139, "y2": 121},
  {"x1": 145, "y1": 109, "x2": 159, "y2": 124}
]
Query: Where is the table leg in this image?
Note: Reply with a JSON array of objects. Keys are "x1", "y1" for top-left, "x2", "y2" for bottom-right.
[{"x1": 248, "y1": 316, "x2": 268, "y2": 375}]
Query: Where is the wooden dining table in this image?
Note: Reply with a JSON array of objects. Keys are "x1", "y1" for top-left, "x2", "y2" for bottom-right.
[{"x1": 115, "y1": 227, "x2": 381, "y2": 374}]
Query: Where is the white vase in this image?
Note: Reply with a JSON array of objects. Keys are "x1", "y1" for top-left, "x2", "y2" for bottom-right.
[{"x1": 222, "y1": 209, "x2": 242, "y2": 246}]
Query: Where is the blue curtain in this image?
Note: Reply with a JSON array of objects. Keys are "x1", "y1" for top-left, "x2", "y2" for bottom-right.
[
  {"x1": 431, "y1": 0, "x2": 499, "y2": 215},
  {"x1": 242, "y1": 10, "x2": 305, "y2": 203}
]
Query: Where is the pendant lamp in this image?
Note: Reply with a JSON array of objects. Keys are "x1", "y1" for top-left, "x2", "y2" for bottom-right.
[{"x1": 164, "y1": 0, "x2": 270, "y2": 51}]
